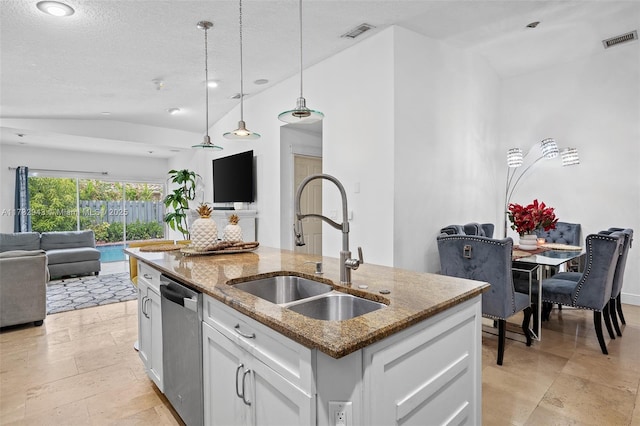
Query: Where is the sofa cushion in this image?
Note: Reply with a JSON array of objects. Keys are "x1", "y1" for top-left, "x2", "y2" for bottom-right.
[
  {"x1": 0, "y1": 249, "x2": 47, "y2": 259},
  {"x1": 0, "y1": 232, "x2": 40, "y2": 252},
  {"x1": 46, "y1": 247, "x2": 101, "y2": 265},
  {"x1": 40, "y1": 230, "x2": 96, "y2": 250}
]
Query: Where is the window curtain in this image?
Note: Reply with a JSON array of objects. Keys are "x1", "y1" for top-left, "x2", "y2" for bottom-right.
[{"x1": 14, "y1": 166, "x2": 31, "y2": 232}]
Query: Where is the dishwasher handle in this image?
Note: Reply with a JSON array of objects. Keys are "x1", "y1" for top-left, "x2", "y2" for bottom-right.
[{"x1": 161, "y1": 282, "x2": 199, "y2": 312}]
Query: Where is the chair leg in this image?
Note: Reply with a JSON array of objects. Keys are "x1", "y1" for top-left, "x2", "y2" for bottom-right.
[
  {"x1": 541, "y1": 302, "x2": 552, "y2": 321},
  {"x1": 610, "y1": 299, "x2": 622, "y2": 337},
  {"x1": 593, "y1": 311, "x2": 608, "y2": 355},
  {"x1": 616, "y1": 294, "x2": 626, "y2": 325},
  {"x1": 497, "y1": 319, "x2": 506, "y2": 366},
  {"x1": 531, "y1": 303, "x2": 539, "y2": 336},
  {"x1": 603, "y1": 303, "x2": 616, "y2": 340},
  {"x1": 521, "y1": 307, "x2": 533, "y2": 347}
]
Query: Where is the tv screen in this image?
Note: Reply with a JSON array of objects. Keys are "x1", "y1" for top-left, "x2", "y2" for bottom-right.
[{"x1": 213, "y1": 150, "x2": 254, "y2": 203}]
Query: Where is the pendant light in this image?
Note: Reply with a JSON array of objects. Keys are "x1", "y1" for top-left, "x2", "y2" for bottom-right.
[
  {"x1": 278, "y1": 0, "x2": 324, "y2": 124},
  {"x1": 192, "y1": 21, "x2": 223, "y2": 150},
  {"x1": 224, "y1": 0, "x2": 260, "y2": 140}
]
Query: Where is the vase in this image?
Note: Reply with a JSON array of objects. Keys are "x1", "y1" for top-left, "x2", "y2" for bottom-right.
[
  {"x1": 190, "y1": 217, "x2": 218, "y2": 249},
  {"x1": 518, "y1": 234, "x2": 538, "y2": 251}
]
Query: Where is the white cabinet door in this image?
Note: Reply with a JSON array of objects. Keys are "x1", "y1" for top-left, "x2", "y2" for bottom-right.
[
  {"x1": 203, "y1": 320, "x2": 314, "y2": 426},
  {"x1": 147, "y1": 286, "x2": 163, "y2": 392},
  {"x1": 251, "y1": 355, "x2": 314, "y2": 426},
  {"x1": 137, "y1": 278, "x2": 163, "y2": 392},
  {"x1": 137, "y1": 281, "x2": 151, "y2": 367},
  {"x1": 203, "y1": 322, "x2": 248, "y2": 426}
]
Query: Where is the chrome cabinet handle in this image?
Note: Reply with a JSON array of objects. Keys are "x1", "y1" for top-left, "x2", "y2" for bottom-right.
[
  {"x1": 241, "y1": 369, "x2": 251, "y2": 406},
  {"x1": 140, "y1": 295, "x2": 148, "y2": 318},
  {"x1": 143, "y1": 297, "x2": 150, "y2": 318},
  {"x1": 235, "y1": 364, "x2": 244, "y2": 399},
  {"x1": 234, "y1": 324, "x2": 256, "y2": 339},
  {"x1": 143, "y1": 273, "x2": 153, "y2": 280}
]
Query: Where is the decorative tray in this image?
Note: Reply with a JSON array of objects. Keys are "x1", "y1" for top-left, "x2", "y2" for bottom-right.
[
  {"x1": 139, "y1": 244, "x2": 182, "y2": 252},
  {"x1": 180, "y1": 242, "x2": 259, "y2": 256}
]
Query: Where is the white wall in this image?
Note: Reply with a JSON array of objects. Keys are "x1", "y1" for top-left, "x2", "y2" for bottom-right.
[
  {"x1": 0, "y1": 144, "x2": 168, "y2": 233},
  {"x1": 497, "y1": 42, "x2": 640, "y2": 303},
  {"x1": 392, "y1": 27, "x2": 501, "y2": 273}
]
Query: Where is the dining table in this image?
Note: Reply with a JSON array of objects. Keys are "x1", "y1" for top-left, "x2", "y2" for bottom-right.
[{"x1": 511, "y1": 243, "x2": 585, "y2": 340}]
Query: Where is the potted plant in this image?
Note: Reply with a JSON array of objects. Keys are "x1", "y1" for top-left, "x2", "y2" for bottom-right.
[
  {"x1": 163, "y1": 169, "x2": 199, "y2": 240},
  {"x1": 508, "y1": 199, "x2": 558, "y2": 250}
]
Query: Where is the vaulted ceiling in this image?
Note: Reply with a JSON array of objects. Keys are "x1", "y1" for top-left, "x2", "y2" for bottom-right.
[{"x1": 1, "y1": 0, "x2": 638, "y2": 157}]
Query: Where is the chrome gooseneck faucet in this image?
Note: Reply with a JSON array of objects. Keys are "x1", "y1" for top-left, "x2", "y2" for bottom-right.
[{"x1": 294, "y1": 173, "x2": 363, "y2": 285}]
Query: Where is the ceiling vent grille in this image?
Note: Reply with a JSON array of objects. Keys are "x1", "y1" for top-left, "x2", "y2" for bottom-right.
[
  {"x1": 341, "y1": 23, "x2": 376, "y2": 39},
  {"x1": 602, "y1": 30, "x2": 638, "y2": 49}
]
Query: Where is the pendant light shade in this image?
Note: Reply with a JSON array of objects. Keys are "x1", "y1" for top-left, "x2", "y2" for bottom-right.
[
  {"x1": 224, "y1": 0, "x2": 260, "y2": 140},
  {"x1": 193, "y1": 20, "x2": 223, "y2": 150},
  {"x1": 278, "y1": 0, "x2": 324, "y2": 124}
]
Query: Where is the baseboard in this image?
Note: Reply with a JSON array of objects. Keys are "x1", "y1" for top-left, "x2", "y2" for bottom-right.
[{"x1": 621, "y1": 292, "x2": 640, "y2": 306}]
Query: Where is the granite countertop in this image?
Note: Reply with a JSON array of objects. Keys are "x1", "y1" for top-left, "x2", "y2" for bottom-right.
[{"x1": 127, "y1": 246, "x2": 489, "y2": 358}]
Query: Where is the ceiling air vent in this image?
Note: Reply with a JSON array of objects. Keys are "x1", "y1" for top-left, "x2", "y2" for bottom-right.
[
  {"x1": 602, "y1": 30, "x2": 638, "y2": 49},
  {"x1": 341, "y1": 23, "x2": 376, "y2": 39}
]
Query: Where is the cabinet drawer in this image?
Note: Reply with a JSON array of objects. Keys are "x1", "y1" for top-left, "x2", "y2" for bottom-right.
[
  {"x1": 203, "y1": 294, "x2": 314, "y2": 392},
  {"x1": 138, "y1": 262, "x2": 161, "y2": 293}
]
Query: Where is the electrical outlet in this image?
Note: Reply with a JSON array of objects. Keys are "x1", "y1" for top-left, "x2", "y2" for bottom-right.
[{"x1": 329, "y1": 401, "x2": 352, "y2": 426}]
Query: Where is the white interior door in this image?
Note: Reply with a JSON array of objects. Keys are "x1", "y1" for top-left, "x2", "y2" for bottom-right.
[{"x1": 294, "y1": 155, "x2": 322, "y2": 255}]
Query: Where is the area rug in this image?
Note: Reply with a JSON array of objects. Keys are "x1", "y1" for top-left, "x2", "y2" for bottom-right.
[{"x1": 46, "y1": 272, "x2": 137, "y2": 314}]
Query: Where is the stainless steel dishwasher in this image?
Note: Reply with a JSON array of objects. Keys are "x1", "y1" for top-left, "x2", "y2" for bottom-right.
[{"x1": 160, "y1": 275, "x2": 204, "y2": 426}]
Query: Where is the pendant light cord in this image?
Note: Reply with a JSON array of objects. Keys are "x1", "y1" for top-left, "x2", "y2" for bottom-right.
[
  {"x1": 298, "y1": 0, "x2": 303, "y2": 99},
  {"x1": 239, "y1": 0, "x2": 244, "y2": 120},
  {"x1": 204, "y1": 25, "x2": 210, "y2": 137}
]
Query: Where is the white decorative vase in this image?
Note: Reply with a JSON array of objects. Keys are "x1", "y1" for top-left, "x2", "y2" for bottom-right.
[
  {"x1": 223, "y1": 215, "x2": 243, "y2": 242},
  {"x1": 519, "y1": 234, "x2": 538, "y2": 251},
  {"x1": 191, "y1": 217, "x2": 218, "y2": 249}
]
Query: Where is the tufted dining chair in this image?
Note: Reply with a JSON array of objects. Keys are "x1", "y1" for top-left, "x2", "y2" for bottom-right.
[
  {"x1": 552, "y1": 228, "x2": 633, "y2": 337},
  {"x1": 437, "y1": 234, "x2": 532, "y2": 365},
  {"x1": 439, "y1": 223, "x2": 495, "y2": 238},
  {"x1": 535, "y1": 221, "x2": 581, "y2": 246},
  {"x1": 540, "y1": 233, "x2": 623, "y2": 355}
]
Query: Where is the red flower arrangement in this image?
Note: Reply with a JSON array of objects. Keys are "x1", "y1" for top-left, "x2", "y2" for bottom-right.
[{"x1": 507, "y1": 199, "x2": 558, "y2": 236}]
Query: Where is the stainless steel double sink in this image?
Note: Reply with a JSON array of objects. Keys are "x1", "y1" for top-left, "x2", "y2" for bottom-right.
[{"x1": 232, "y1": 275, "x2": 386, "y2": 321}]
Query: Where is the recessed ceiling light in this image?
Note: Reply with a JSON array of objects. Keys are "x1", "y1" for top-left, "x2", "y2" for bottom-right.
[
  {"x1": 254, "y1": 79, "x2": 269, "y2": 85},
  {"x1": 36, "y1": 1, "x2": 75, "y2": 17},
  {"x1": 207, "y1": 80, "x2": 219, "y2": 88},
  {"x1": 167, "y1": 108, "x2": 181, "y2": 115}
]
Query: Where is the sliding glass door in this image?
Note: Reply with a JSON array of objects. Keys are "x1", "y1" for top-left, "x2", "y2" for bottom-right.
[{"x1": 28, "y1": 176, "x2": 165, "y2": 262}]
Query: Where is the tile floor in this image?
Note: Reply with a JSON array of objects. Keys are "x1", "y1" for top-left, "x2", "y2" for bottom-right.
[{"x1": 1, "y1": 289, "x2": 639, "y2": 425}]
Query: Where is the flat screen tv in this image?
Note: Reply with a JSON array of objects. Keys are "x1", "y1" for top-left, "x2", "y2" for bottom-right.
[{"x1": 212, "y1": 150, "x2": 254, "y2": 203}]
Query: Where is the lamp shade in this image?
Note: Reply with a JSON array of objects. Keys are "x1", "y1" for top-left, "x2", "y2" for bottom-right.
[
  {"x1": 507, "y1": 148, "x2": 524, "y2": 167},
  {"x1": 540, "y1": 138, "x2": 559, "y2": 159},
  {"x1": 561, "y1": 147, "x2": 580, "y2": 166},
  {"x1": 223, "y1": 120, "x2": 261, "y2": 140}
]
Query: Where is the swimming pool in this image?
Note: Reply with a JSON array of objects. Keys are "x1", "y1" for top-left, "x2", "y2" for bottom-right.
[{"x1": 97, "y1": 244, "x2": 128, "y2": 263}]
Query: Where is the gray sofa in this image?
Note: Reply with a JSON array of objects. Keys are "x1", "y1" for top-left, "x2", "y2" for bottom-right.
[
  {"x1": 0, "y1": 249, "x2": 48, "y2": 327},
  {"x1": 0, "y1": 231, "x2": 101, "y2": 279}
]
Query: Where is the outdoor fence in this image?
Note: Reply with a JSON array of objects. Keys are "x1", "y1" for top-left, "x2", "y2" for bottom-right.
[{"x1": 79, "y1": 200, "x2": 164, "y2": 224}]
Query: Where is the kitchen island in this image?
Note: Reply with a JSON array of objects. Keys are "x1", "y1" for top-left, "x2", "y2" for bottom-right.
[{"x1": 128, "y1": 245, "x2": 489, "y2": 425}]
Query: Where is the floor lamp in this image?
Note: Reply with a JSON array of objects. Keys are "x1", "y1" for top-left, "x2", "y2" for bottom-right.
[{"x1": 503, "y1": 138, "x2": 580, "y2": 237}]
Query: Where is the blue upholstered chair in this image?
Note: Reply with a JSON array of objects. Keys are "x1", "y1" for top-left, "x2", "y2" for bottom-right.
[
  {"x1": 553, "y1": 228, "x2": 633, "y2": 337},
  {"x1": 535, "y1": 221, "x2": 581, "y2": 246},
  {"x1": 540, "y1": 233, "x2": 623, "y2": 355},
  {"x1": 439, "y1": 223, "x2": 495, "y2": 238},
  {"x1": 437, "y1": 234, "x2": 532, "y2": 365}
]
